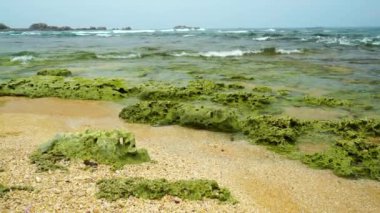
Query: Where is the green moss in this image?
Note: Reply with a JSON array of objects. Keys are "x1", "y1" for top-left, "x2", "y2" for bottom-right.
[
  {"x1": 211, "y1": 92, "x2": 272, "y2": 108},
  {"x1": 96, "y1": 178, "x2": 236, "y2": 203},
  {"x1": 37, "y1": 68, "x2": 72, "y2": 77},
  {"x1": 252, "y1": 86, "x2": 273, "y2": 93},
  {"x1": 119, "y1": 101, "x2": 241, "y2": 132},
  {"x1": 228, "y1": 75, "x2": 254, "y2": 81},
  {"x1": 138, "y1": 80, "x2": 226, "y2": 101},
  {"x1": 30, "y1": 130, "x2": 150, "y2": 171},
  {"x1": 0, "y1": 76, "x2": 135, "y2": 100},
  {"x1": 303, "y1": 95, "x2": 351, "y2": 107},
  {"x1": 242, "y1": 115, "x2": 309, "y2": 146},
  {"x1": 302, "y1": 139, "x2": 380, "y2": 180},
  {"x1": 0, "y1": 183, "x2": 33, "y2": 198},
  {"x1": 322, "y1": 119, "x2": 380, "y2": 139}
]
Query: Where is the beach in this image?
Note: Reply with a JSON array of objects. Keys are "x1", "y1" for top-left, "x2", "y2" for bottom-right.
[
  {"x1": 0, "y1": 27, "x2": 380, "y2": 212},
  {"x1": 0, "y1": 97, "x2": 379, "y2": 212}
]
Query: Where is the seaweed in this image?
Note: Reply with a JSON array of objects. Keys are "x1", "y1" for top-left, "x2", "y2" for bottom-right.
[
  {"x1": 242, "y1": 115, "x2": 309, "y2": 146},
  {"x1": 37, "y1": 68, "x2": 72, "y2": 77},
  {"x1": 302, "y1": 139, "x2": 380, "y2": 180},
  {"x1": 96, "y1": 178, "x2": 236, "y2": 203},
  {"x1": 323, "y1": 119, "x2": 380, "y2": 139},
  {"x1": 119, "y1": 101, "x2": 241, "y2": 132},
  {"x1": 0, "y1": 184, "x2": 34, "y2": 198},
  {"x1": 303, "y1": 95, "x2": 351, "y2": 107},
  {"x1": 0, "y1": 76, "x2": 136, "y2": 100},
  {"x1": 138, "y1": 80, "x2": 226, "y2": 101},
  {"x1": 211, "y1": 92, "x2": 272, "y2": 108},
  {"x1": 30, "y1": 130, "x2": 150, "y2": 171}
]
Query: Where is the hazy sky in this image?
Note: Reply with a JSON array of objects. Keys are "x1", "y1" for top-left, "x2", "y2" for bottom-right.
[{"x1": 1, "y1": 0, "x2": 379, "y2": 29}]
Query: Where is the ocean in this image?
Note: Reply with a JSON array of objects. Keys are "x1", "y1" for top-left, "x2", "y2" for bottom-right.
[{"x1": 0, "y1": 27, "x2": 379, "y2": 118}]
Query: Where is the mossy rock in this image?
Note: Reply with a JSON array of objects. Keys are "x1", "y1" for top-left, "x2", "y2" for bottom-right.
[
  {"x1": 0, "y1": 183, "x2": 33, "y2": 198},
  {"x1": 96, "y1": 178, "x2": 236, "y2": 203},
  {"x1": 37, "y1": 68, "x2": 72, "y2": 77},
  {"x1": 119, "y1": 101, "x2": 241, "y2": 132},
  {"x1": 0, "y1": 76, "x2": 135, "y2": 100},
  {"x1": 242, "y1": 115, "x2": 309, "y2": 146},
  {"x1": 30, "y1": 130, "x2": 150, "y2": 171},
  {"x1": 138, "y1": 80, "x2": 226, "y2": 101},
  {"x1": 211, "y1": 92, "x2": 272, "y2": 108},
  {"x1": 302, "y1": 139, "x2": 380, "y2": 180},
  {"x1": 303, "y1": 95, "x2": 351, "y2": 107},
  {"x1": 323, "y1": 119, "x2": 380, "y2": 139}
]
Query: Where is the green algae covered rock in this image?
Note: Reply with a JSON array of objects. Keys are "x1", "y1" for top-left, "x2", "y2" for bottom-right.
[
  {"x1": 302, "y1": 139, "x2": 380, "y2": 180},
  {"x1": 37, "y1": 68, "x2": 72, "y2": 76},
  {"x1": 211, "y1": 92, "x2": 272, "y2": 108},
  {"x1": 242, "y1": 115, "x2": 308, "y2": 146},
  {"x1": 0, "y1": 183, "x2": 33, "y2": 198},
  {"x1": 119, "y1": 101, "x2": 241, "y2": 132},
  {"x1": 303, "y1": 95, "x2": 351, "y2": 107},
  {"x1": 30, "y1": 130, "x2": 150, "y2": 171},
  {"x1": 0, "y1": 76, "x2": 134, "y2": 100},
  {"x1": 324, "y1": 119, "x2": 380, "y2": 139},
  {"x1": 139, "y1": 79, "x2": 226, "y2": 101},
  {"x1": 96, "y1": 177, "x2": 236, "y2": 203}
]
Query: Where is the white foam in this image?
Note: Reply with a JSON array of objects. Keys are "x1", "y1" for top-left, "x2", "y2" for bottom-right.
[
  {"x1": 338, "y1": 38, "x2": 353, "y2": 46},
  {"x1": 276, "y1": 49, "x2": 303, "y2": 54},
  {"x1": 253, "y1": 36, "x2": 270, "y2": 41},
  {"x1": 360, "y1": 37, "x2": 373, "y2": 44},
  {"x1": 10, "y1": 55, "x2": 34, "y2": 64},
  {"x1": 265, "y1": 28, "x2": 276, "y2": 32},
  {"x1": 372, "y1": 41, "x2": 380, "y2": 46},
  {"x1": 21, "y1": 32, "x2": 41, "y2": 35},
  {"x1": 183, "y1": 34, "x2": 195, "y2": 37},
  {"x1": 175, "y1": 28, "x2": 190, "y2": 32},
  {"x1": 160, "y1": 29, "x2": 175, "y2": 32},
  {"x1": 96, "y1": 33, "x2": 112, "y2": 37}
]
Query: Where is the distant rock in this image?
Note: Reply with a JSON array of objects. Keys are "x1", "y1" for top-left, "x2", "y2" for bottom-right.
[
  {"x1": 174, "y1": 25, "x2": 200, "y2": 30},
  {"x1": 29, "y1": 23, "x2": 72, "y2": 31},
  {"x1": 29, "y1": 23, "x2": 49, "y2": 30},
  {"x1": 0, "y1": 23, "x2": 10, "y2": 30},
  {"x1": 122, "y1": 27, "x2": 132, "y2": 30}
]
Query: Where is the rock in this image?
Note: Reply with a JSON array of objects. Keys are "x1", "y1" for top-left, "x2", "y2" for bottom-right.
[
  {"x1": 0, "y1": 23, "x2": 10, "y2": 30},
  {"x1": 173, "y1": 196, "x2": 182, "y2": 204},
  {"x1": 35, "y1": 176, "x2": 41, "y2": 183},
  {"x1": 29, "y1": 23, "x2": 49, "y2": 30}
]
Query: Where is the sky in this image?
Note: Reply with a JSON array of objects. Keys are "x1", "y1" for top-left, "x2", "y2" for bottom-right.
[{"x1": 0, "y1": 0, "x2": 379, "y2": 29}]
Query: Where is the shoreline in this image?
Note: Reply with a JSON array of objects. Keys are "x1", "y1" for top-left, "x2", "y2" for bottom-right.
[{"x1": 1, "y1": 96, "x2": 379, "y2": 212}]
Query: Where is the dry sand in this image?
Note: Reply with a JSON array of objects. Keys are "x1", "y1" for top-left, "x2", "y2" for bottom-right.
[{"x1": 0, "y1": 97, "x2": 379, "y2": 212}]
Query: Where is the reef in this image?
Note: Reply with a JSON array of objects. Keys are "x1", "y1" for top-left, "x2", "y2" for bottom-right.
[
  {"x1": 96, "y1": 178, "x2": 235, "y2": 203},
  {"x1": 0, "y1": 76, "x2": 134, "y2": 100},
  {"x1": 30, "y1": 130, "x2": 150, "y2": 171},
  {"x1": 37, "y1": 68, "x2": 72, "y2": 77}
]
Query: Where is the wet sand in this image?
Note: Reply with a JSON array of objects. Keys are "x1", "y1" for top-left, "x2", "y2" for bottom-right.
[{"x1": 0, "y1": 97, "x2": 379, "y2": 212}]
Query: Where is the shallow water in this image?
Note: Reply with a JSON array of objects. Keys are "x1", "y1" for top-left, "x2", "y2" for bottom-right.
[{"x1": 0, "y1": 28, "x2": 379, "y2": 118}]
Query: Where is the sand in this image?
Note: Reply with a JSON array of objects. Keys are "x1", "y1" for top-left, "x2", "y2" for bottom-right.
[{"x1": 0, "y1": 97, "x2": 379, "y2": 212}]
